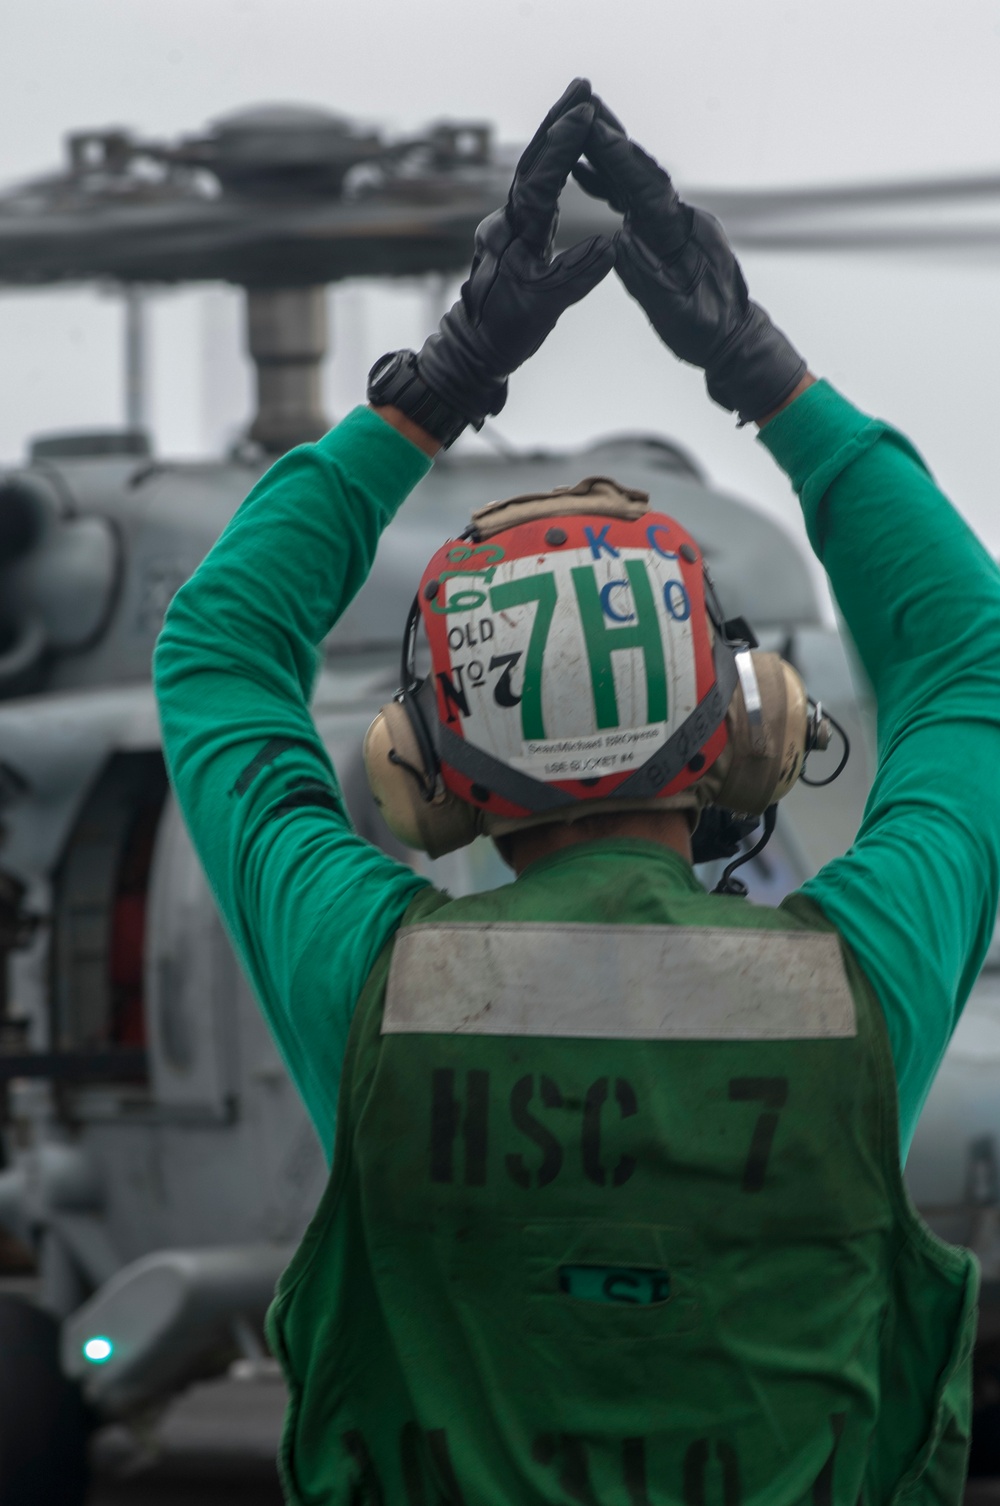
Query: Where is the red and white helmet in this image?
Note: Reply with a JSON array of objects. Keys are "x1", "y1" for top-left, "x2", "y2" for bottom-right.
[
  {"x1": 414, "y1": 477, "x2": 737, "y2": 835},
  {"x1": 364, "y1": 475, "x2": 827, "y2": 857}
]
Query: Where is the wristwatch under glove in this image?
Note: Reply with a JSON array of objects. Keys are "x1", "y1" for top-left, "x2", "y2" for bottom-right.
[
  {"x1": 572, "y1": 101, "x2": 806, "y2": 425},
  {"x1": 368, "y1": 79, "x2": 615, "y2": 448},
  {"x1": 367, "y1": 350, "x2": 470, "y2": 449}
]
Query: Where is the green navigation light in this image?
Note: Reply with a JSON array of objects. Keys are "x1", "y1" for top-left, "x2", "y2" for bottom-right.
[{"x1": 83, "y1": 1336, "x2": 113, "y2": 1364}]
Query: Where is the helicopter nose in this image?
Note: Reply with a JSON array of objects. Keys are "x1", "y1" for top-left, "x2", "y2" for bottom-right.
[{"x1": 0, "y1": 468, "x2": 120, "y2": 700}]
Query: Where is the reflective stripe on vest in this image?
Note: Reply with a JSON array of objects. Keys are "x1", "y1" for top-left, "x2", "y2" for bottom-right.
[{"x1": 383, "y1": 923, "x2": 857, "y2": 1041}]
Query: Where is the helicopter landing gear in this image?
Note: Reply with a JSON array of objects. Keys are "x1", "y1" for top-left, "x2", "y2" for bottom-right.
[{"x1": 0, "y1": 1295, "x2": 92, "y2": 1506}]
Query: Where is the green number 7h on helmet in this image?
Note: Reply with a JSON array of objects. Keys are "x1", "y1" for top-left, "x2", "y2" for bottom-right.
[{"x1": 364, "y1": 478, "x2": 841, "y2": 867}]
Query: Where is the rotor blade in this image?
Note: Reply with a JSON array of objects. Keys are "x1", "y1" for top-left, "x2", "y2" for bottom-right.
[
  {"x1": 696, "y1": 170, "x2": 1000, "y2": 220},
  {"x1": 721, "y1": 223, "x2": 1000, "y2": 253},
  {"x1": 683, "y1": 170, "x2": 1000, "y2": 256},
  {"x1": 566, "y1": 172, "x2": 1000, "y2": 258},
  {"x1": 564, "y1": 173, "x2": 1000, "y2": 257}
]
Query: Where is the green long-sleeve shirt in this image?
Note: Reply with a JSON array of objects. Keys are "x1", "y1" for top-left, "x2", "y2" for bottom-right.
[{"x1": 153, "y1": 382, "x2": 1000, "y2": 1160}]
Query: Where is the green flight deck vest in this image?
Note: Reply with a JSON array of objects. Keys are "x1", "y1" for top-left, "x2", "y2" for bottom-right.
[{"x1": 267, "y1": 848, "x2": 978, "y2": 1506}]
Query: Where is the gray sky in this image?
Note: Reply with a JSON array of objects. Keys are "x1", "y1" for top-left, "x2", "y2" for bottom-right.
[{"x1": 2, "y1": 0, "x2": 1000, "y2": 579}]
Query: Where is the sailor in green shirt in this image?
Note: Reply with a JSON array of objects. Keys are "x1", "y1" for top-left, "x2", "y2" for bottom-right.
[{"x1": 155, "y1": 81, "x2": 1000, "y2": 1504}]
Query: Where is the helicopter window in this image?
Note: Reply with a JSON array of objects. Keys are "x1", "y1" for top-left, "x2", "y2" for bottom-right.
[{"x1": 50, "y1": 751, "x2": 167, "y2": 1076}]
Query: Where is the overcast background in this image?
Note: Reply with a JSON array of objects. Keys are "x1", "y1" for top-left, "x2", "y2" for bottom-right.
[{"x1": 1, "y1": 0, "x2": 999, "y2": 588}]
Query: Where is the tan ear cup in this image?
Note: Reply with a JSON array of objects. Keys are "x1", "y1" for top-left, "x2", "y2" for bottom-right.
[
  {"x1": 363, "y1": 701, "x2": 482, "y2": 859},
  {"x1": 707, "y1": 651, "x2": 810, "y2": 816}
]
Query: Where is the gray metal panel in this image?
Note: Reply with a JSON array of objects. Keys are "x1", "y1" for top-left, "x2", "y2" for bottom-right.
[
  {"x1": 1, "y1": 429, "x2": 819, "y2": 701},
  {"x1": 331, "y1": 443, "x2": 819, "y2": 652}
]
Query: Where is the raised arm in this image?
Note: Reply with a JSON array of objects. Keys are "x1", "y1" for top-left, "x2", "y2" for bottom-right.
[
  {"x1": 761, "y1": 385, "x2": 1000, "y2": 1152},
  {"x1": 154, "y1": 81, "x2": 614, "y2": 1153},
  {"x1": 153, "y1": 412, "x2": 434, "y2": 1153},
  {"x1": 579, "y1": 99, "x2": 1000, "y2": 1154}
]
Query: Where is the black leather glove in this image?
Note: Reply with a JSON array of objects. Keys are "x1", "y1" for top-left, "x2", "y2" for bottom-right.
[
  {"x1": 417, "y1": 79, "x2": 616, "y2": 425},
  {"x1": 572, "y1": 103, "x2": 806, "y2": 424}
]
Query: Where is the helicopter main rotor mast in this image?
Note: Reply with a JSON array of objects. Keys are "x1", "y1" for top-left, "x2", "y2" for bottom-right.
[
  {"x1": 246, "y1": 285, "x2": 329, "y2": 451},
  {"x1": 122, "y1": 286, "x2": 147, "y2": 433}
]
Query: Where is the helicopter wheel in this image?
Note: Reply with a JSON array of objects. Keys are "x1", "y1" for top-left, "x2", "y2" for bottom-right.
[{"x1": 0, "y1": 1295, "x2": 92, "y2": 1506}]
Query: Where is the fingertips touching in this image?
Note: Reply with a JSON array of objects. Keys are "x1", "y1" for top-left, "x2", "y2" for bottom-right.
[
  {"x1": 546, "y1": 77, "x2": 592, "y2": 124},
  {"x1": 533, "y1": 101, "x2": 598, "y2": 173},
  {"x1": 512, "y1": 102, "x2": 597, "y2": 244},
  {"x1": 518, "y1": 79, "x2": 592, "y2": 176}
]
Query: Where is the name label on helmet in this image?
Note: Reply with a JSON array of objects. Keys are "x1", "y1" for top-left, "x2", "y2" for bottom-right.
[{"x1": 383, "y1": 924, "x2": 856, "y2": 1040}]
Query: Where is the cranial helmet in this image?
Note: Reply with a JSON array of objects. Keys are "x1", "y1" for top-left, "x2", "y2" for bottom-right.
[{"x1": 364, "y1": 477, "x2": 835, "y2": 861}]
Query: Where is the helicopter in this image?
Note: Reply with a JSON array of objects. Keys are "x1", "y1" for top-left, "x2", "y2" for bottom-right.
[{"x1": 0, "y1": 101, "x2": 999, "y2": 1501}]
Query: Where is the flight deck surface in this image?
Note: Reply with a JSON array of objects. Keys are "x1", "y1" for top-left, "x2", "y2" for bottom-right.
[{"x1": 87, "y1": 1373, "x2": 284, "y2": 1505}]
